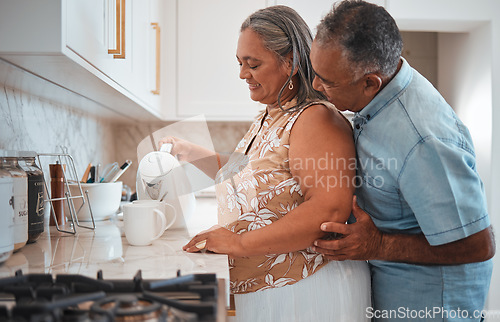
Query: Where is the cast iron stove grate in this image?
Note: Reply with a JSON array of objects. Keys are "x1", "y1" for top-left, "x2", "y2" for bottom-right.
[{"x1": 0, "y1": 269, "x2": 218, "y2": 322}]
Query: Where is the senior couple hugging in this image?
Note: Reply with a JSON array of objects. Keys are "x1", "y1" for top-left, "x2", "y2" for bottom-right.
[{"x1": 159, "y1": 1, "x2": 494, "y2": 321}]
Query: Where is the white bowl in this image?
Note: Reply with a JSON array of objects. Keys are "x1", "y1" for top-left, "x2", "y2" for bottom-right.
[{"x1": 65, "y1": 182, "x2": 123, "y2": 221}]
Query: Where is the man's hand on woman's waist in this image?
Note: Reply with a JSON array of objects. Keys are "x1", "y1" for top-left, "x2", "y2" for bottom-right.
[{"x1": 313, "y1": 196, "x2": 495, "y2": 265}]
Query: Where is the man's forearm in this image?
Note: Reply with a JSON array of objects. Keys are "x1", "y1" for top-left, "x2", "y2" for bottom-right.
[
  {"x1": 377, "y1": 227, "x2": 495, "y2": 265},
  {"x1": 314, "y1": 197, "x2": 496, "y2": 265}
]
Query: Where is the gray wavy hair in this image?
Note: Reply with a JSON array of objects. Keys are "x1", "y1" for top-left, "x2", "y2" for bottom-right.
[
  {"x1": 316, "y1": 0, "x2": 403, "y2": 79},
  {"x1": 241, "y1": 5, "x2": 325, "y2": 111}
]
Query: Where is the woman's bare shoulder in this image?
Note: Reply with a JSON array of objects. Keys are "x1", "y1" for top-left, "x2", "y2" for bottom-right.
[{"x1": 293, "y1": 103, "x2": 353, "y2": 137}]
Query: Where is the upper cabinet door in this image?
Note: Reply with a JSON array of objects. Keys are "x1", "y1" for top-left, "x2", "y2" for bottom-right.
[
  {"x1": 65, "y1": 0, "x2": 135, "y2": 91},
  {"x1": 130, "y1": 0, "x2": 163, "y2": 114},
  {"x1": 0, "y1": 0, "x2": 165, "y2": 121},
  {"x1": 175, "y1": 0, "x2": 269, "y2": 121},
  {"x1": 66, "y1": 0, "x2": 165, "y2": 114},
  {"x1": 65, "y1": 0, "x2": 111, "y2": 73}
]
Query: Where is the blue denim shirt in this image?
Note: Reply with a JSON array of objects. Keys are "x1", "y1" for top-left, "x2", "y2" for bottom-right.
[{"x1": 354, "y1": 58, "x2": 492, "y2": 321}]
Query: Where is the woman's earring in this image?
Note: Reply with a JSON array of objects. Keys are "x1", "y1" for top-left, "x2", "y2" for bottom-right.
[{"x1": 288, "y1": 79, "x2": 294, "y2": 90}]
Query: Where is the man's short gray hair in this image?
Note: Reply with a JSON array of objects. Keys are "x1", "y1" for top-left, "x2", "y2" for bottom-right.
[{"x1": 316, "y1": 0, "x2": 403, "y2": 79}]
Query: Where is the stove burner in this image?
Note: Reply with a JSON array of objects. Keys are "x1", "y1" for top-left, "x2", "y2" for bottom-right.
[
  {"x1": 0, "y1": 270, "x2": 218, "y2": 322},
  {"x1": 62, "y1": 307, "x2": 107, "y2": 322},
  {"x1": 91, "y1": 294, "x2": 164, "y2": 321}
]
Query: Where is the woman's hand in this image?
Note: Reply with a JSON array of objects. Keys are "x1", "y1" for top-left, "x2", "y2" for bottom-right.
[
  {"x1": 158, "y1": 136, "x2": 200, "y2": 163},
  {"x1": 158, "y1": 137, "x2": 224, "y2": 180},
  {"x1": 183, "y1": 225, "x2": 245, "y2": 258}
]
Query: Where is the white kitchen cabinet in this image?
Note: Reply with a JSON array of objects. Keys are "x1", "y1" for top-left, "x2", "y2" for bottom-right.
[
  {"x1": 66, "y1": 0, "x2": 132, "y2": 90},
  {"x1": 0, "y1": 0, "x2": 165, "y2": 121},
  {"x1": 167, "y1": 0, "x2": 273, "y2": 121},
  {"x1": 130, "y1": 0, "x2": 164, "y2": 111}
]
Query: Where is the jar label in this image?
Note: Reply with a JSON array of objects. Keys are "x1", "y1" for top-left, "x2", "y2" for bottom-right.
[
  {"x1": 28, "y1": 174, "x2": 45, "y2": 234},
  {"x1": 12, "y1": 176, "x2": 28, "y2": 244},
  {"x1": 0, "y1": 178, "x2": 14, "y2": 253}
]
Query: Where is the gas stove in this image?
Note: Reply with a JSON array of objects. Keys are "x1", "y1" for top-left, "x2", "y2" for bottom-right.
[{"x1": 0, "y1": 269, "x2": 220, "y2": 321}]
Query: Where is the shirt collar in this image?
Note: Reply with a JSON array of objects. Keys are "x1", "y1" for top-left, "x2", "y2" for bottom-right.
[{"x1": 353, "y1": 57, "x2": 413, "y2": 124}]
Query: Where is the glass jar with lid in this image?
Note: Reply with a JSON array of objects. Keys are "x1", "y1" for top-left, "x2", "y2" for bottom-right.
[
  {"x1": 0, "y1": 150, "x2": 28, "y2": 251},
  {"x1": 18, "y1": 151, "x2": 45, "y2": 243},
  {"x1": 0, "y1": 152, "x2": 14, "y2": 263}
]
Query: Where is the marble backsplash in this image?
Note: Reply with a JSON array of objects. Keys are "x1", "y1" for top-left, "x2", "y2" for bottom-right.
[
  {"x1": 0, "y1": 84, "x2": 252, "y2": 192},
  {"x1": 0, "y1": 85, "x2": 116, "y2": 180}
]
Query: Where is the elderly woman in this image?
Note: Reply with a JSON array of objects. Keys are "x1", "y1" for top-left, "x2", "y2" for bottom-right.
[{"x1": 161, "y1": 6, "x2": 370, "y2": 321}]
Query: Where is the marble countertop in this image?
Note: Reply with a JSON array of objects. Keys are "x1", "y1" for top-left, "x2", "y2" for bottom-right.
[{"x1": 0, "y1": 198, "x2": 228, "y2": 281}]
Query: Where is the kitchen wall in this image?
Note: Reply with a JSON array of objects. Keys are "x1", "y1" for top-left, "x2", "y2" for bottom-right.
[
  {"x1": 0, "y1": 78, "x2": 251, "y2": 192},
  {"x1": 401, "y1": 31, "x2": 437, "y2": 87},
  {"x1": 0, "y1": 84, "x2": 116, "y2": 178}
]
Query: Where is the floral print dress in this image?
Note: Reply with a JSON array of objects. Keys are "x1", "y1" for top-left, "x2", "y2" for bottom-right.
[{"x1": 215, "y1": 100, "x2": 336, "y2": 294}]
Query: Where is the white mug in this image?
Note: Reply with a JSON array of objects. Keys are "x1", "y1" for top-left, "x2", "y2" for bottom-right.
[
  {"x1": 123, "y1": 203, "x2": 168, "y2": 246},
  {"x1": 132, "y1": 200, "x2": 176, "y2": 232}
]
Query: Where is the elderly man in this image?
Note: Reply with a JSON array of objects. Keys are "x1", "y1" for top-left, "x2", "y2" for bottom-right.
[{"x1": 310, "y1": 0, "x2": 495, "y2": 321}]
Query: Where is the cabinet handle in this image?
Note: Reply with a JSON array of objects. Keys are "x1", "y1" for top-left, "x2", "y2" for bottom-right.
[
  {"x1": 108, "y1": 0, "x2": 126, "y2": 59},
  {"x1": 151, "y1": 22, "x2": 161, "y2": 95}
]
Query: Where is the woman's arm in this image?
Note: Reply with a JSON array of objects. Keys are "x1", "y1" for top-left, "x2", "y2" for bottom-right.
[
  {"x1": 183, "y1": 105, "x2": 356, "y2": 257},
  {"x1": 158, "y1": 137, "x2": 229, "y2": 179}
]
